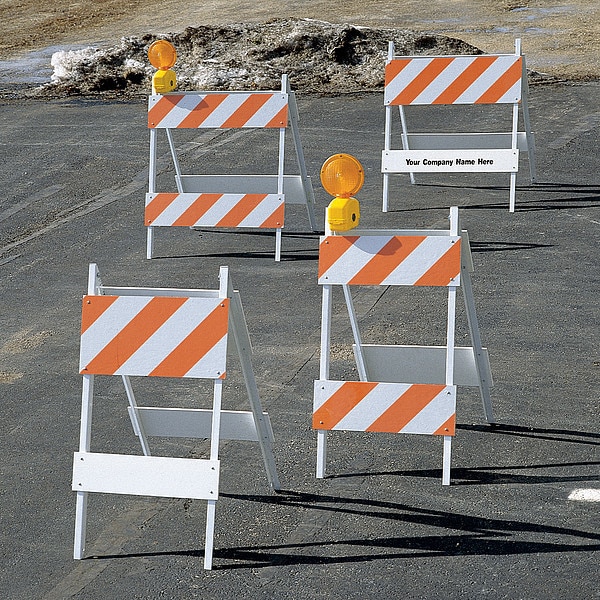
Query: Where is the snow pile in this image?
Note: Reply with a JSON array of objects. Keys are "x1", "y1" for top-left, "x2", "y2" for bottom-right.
[{"x1": 45, "y1": 18, "x2": 481, "y2": 96}]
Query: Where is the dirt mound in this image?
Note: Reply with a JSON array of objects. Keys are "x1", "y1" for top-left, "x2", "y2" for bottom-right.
[{"x1": 42, "y1": 18, "x2": 483, "y2": 97}]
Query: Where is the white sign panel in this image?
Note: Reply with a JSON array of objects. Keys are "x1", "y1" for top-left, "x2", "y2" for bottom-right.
[{"x1": 382, "y1": 149, "x2": 519, "y2": 173}]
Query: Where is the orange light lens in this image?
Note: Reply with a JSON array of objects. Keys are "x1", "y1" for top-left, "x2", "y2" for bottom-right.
[
  {"x1": 148, "y1": 40, "x2": 177, "y2": 70},
  {"x1": 320, "y1": 154, "x2": 364, "y2": 198}
]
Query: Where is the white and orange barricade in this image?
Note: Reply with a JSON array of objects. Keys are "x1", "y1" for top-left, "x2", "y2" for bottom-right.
[
  {"x1": 72, "y1": 264, "x2": 279, "y2": 570},
  {"x1": 146, "y1": 74, "x2": 316, "y2": 261},
  {"x1": 314, "y1": 207, "x2": 494, "y2": 485},
  {"x1": 382, "y1": 40, "x2": 536, "y2": 212}
]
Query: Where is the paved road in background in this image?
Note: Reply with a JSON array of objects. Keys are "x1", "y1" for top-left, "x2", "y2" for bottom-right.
[{"x1": 0, "y1": 81, "x2": 598, "y2": 599}]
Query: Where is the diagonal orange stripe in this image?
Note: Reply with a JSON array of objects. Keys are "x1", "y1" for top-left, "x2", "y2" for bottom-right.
[
  {"x1": 260, "y1": 203, "x2": 285, "y2": 228},
  {"x1": 150, "y1": 300, "x2": 229, "y2": 377},
  {"x1": 385, "y1": 59, "x2": 411, "y2": 86},
  {"x1": 148, "y1": 95, "x2": 184, "y2": 128},
  {"x1": 392, "y1": 57, "x2": 454, "y2": 105},
  {"x1": 433, "y1": 56, "x2": 498, "y2": 104},
  {"x1": 172, "y1": 194, "x2": 223, "y2": 226},
  {"x1": 318, "y1": 236, "x2": 359, "y2": 279},
  {"x1": 366, "y1": 384, "x2": 446, "y2": 433},
  {"x1": 178, "y1": 94, "x2": 229, "y2": 128},
  {"x1": 220, "y1": 94, "x2": 271, "y2": 128},
  {"x1": 349, "y1": 236, "x2": 425, "y2": 285},
  {"x1": 83, "y1": 297, "x2": 187, "y2": 375},
  {"x1": 215, "y1": 194, "x2": 267, "y2": 227},
  {"x1": 433, "y1": 413, "x2": 456, "y2": 436},
  {"x1": 475, "y1": 57, "x2": 522, "y2": 103},
  {"x1": 265, "y1": 104, "x2": 288, "y2": 128},
  {"x1": 313, "y1": 381, "x2": 378, "y2": 430},
  {"x1": 81, "y1": 295, "x2": 119, "y2": 334},
  {"x1": 145, "y1": 193, "x2": 178, "y2": 225},
  {"x1": 414, "y1": 239, "x2": 461, "y2": 286}
]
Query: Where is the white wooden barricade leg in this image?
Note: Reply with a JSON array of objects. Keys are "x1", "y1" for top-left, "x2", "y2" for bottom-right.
[
  {"x1": 146, "y1": 74, "x2": 316, "y2": 261},
  {"x1": 72, "y1": 264, "x2": 279, "y2": 569},
  {"x1": 382, "y1": 39, "x2": 536, "y2": 213},
  {"x1": 314, "y1": 207, "x2": 494, "y2": 484}
]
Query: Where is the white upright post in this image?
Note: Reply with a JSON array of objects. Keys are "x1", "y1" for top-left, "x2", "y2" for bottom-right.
[
  {"x1": 441, "y1": 208, "x2": 460, "y2": 486},
  {"x1": 147, "y1": 128, "x2": 157, "y2": 258},
  {"x1": 73, "y1": 374, "x2": 93, "y2": 559},
  {"x1": 203, "y1": 377, "x2": 223, "y2": 570},
  {"x1": 316, "y1": 283, "x2": 333, "y2": 478}
]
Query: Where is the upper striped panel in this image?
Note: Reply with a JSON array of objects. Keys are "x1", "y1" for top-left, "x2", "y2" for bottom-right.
[
  {"x1": 79, "y1": 295, "x2": 229, "y2": 378},
  {"x1": 318, "y1": 235, "x2": 461, "y2": 286},
  {"x1": 148, "y1": 92, "x2": 289, "y2": 128},
  {"x1": 385, "y1": 55, "x2": 523, "y2": 105}
]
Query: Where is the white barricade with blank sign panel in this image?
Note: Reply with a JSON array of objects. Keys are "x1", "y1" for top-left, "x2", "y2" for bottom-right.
[
  {"x1": 314, "y1": 207, "x2": 494, "y2": 485},
  {"x1": 73, "y1": 264, "x2": 280, "y2": 570},
  {"x1": 146, "y1": 74, "x2": 317, "y2": 261},
  {"x1": 382, "y1": 39, "x2": 536, "y2": 212}
]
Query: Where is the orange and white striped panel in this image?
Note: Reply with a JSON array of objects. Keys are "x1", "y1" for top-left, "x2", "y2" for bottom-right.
[
  {"x1": 385, "y1": 55, "x2": 522, "y2": 106},
  {"x1": 313, "y1": 380, "x2": 456, "y2": 435},
  {"x1": 145, "y1": 192, "x2": 284, "y2": 229},
  {"x1": 148, "y1": 93, "x2": 289, "y2": 129},
  {"x1": 318, "y1": 235, "x2": 461, "y2": 286},
  {"x1": 79, "y1": 295, "x2": 229, "y2": 379}
]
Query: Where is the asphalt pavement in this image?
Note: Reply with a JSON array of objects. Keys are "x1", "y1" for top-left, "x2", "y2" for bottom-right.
[{"x1": 0, "y1": 81, "x2": 598, "y2": 599}]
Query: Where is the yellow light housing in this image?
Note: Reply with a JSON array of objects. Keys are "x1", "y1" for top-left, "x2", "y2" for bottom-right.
[
  {"x1": 152, "y1": 69, "x2": 177, "y2": 94},
  {"x1": 320, "y1": 153, "x2": 365, "y2": 199},
  {"x1": 327, "y1": 196, "x2": 360, "y2": 232},
  {"x1": 148, "y1": 40, "x2": 177, "y2": 70}
]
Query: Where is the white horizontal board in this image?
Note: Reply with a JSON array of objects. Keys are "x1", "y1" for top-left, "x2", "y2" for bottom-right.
[
  {"x1": 129, "y1": 407, "x2": 274, "y2": 442},
  {"x1": 72, "y1": 452, "x2": 219, "y2": 499},
  {"x1": 382, "y1": 149, "x2": 519, "y2": 173},
  {"x1": 99, "y1": 286, "x2": 220, "y2": 298},
  {"x1": 179, "y1": 175, "x2": 310, "y2": 204},
  {"x1": 357, "y1": 344, "x2": 493, "y2": 387},
  {"x1": 404, "y1": 132, "x2": 531, "y2": 151}
]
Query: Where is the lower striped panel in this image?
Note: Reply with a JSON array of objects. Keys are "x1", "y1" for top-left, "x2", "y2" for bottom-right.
[
  {"x1": 145, "y1": 192, "x2": 285, "y2": 228},
  {"x1": 313, "y1": 380, "x2": 456, "y2": 435}
]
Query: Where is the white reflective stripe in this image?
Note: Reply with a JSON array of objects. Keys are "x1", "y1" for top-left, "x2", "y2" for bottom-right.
[
  {"x1": 385, "y1": 58, "x2": 434, "y2": 104},
  {"x1": 313, "y1": 380, "x2": 343, "y2": 411},
  {"x1": 380, "y1": 237, "x2": 459, "y2": 285},
  {"x1": 192, "y1": 194, "x2": 244, "y2": 225},
  {"x1": 79, "y1": 296, "x2": 153, "y2": 370},
  {"x1": 115, "y1": 299, "x2": 223, "y2": 375},
  {"x1": 198, "y1": 94, "x2": 250, "y2": 128},
  {"x1": 184, "y1": 336, "x2": 228, "y2": 378},
  {"x1": 318, "y1": 236, "x2": 391, "y2": 283},
  {"x1": 157, "y1": 95, "x2": 205, "y2": 127},
  {"x1": 495, "y1": 79, "x2": 522, "y2": 104},
  {"x1": 412, "y1": 57, "x2": 475, "y2": 105},
  {"x1": 334, "y1": 383, "x2": 411, "y2": 430},
  {"x1": 244, "y1": 94, "x2": 287, "y2": 127},
  {"x1": 236, "y1": 195, "x2": 283, "y2": 226},
  {"x1": 400, "y1": 386, "x2": 455, "y2": 433},
  {"x1": 147, "y1": 193, "x2": 203, "y2": 225},
  {"x1": 456, "y1": 56, "x2": 521, "y2": 103}
]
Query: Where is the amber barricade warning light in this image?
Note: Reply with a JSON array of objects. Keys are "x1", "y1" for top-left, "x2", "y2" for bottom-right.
[
  {"x1": 148, "y1": 40, "x2": 177, "y2": 69},
  {"x1": 148, "y1": 40, "x2": 177, "y2": 94},
  {"x1": 320, "y1": 154, "x2": 363, "y2": 232}
]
